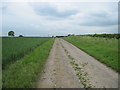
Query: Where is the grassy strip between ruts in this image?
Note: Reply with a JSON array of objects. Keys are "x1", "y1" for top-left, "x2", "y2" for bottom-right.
[
  {"x1": 3, "y1": 38, "x2": 55, "y2": 88},
  {"x1": 63, "y1": 36, "x2": 119, "y2": 72}
]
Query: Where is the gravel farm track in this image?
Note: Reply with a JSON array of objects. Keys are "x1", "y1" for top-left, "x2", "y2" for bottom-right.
[{"x1": 37, "y1": 38, "x2": 118, "y2": 88}]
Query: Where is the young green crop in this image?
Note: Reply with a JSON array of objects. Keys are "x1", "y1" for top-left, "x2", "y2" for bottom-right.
[
  {"x1": 2, "y1": 37, "x2": 50, "y2": 68},
  {"x1": 63, "y1": 36, "x2": 118, "y2": 72},
  {"x1": 3, "y1": 38, "x2": 55, "y2": 88}
]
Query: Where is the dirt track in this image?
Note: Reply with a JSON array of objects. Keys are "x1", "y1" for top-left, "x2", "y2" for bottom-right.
[{"x1": 37, "y1": 38, "x2": 118, "y2": 88}]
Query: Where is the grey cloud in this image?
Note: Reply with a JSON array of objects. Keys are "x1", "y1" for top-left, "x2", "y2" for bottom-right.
[
  {"x1": 90, "y1": 12, "x2": 107, "y2": 18},
  {"x1": 2, "y1": 5, "x2": 8, "y2": 14},
  {"x1": 72, "y1": 11, "x2": 117, "y2": 26},
  {"x1": 31, "y1": 4, "x2": 78, "y2": 18},
  {"x1": 78, "y1": 20, "x2": 117, "y2": 26}
]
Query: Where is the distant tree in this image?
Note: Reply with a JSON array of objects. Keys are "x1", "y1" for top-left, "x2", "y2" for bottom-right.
[
  {"x1": 19, "y1": 35, "x2": 23, "y2": 37},
  {"x1": 68, "y1": 34, "x2": 71, "y2": 36},
  {"x1": 8, "y1": 31, "x2": 14, "y2": 37}
]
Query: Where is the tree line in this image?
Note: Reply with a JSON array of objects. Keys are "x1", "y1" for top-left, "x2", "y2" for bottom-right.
[{"x1": 83, "y1": 34, "x2": 120, "y2": 39}]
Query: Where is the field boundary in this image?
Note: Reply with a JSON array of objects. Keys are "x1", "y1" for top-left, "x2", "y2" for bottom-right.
[{"x1": 3, "y1": 38, "x2": 55, "y2": 88}]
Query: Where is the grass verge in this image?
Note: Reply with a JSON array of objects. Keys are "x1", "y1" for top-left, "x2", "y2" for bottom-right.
[
  {"x1": 63, "y1": 36, "x2": 119, "y2": 72},
  {"x1": 3, "y1": 38, "x2": 54, "y2": 88}
]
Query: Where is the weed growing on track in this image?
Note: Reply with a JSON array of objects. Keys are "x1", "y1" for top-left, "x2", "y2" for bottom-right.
[
  {"x1": 68, "y1": 55, "x2": 93, "y2": 88},
  {"x1": 61, "y1": 43, "x2": 93, "y2": 88},
  {"x1": 2, "y1": 37, "x2": 50, "y2": 68},
  {"x1": 3, "y1": 39, "x2": 55, "y2": 88},
  {"x1": 63, "y1": 36, "x2": 119, "y2": 72}
]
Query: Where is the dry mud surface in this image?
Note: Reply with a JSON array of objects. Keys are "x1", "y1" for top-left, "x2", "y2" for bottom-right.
[{"x1": 37, "y1": 38, "x2": 118, "y2": 88}]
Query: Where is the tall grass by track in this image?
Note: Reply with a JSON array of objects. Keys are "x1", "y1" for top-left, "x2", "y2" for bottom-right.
[
  {"x1": 3, "y1": 38, "x2": 55, "y2": 88},
  {"x1": 63, "y1": 36, "x2": 119, "y2": 72},
  {"x1": 2, "y1": 37, "x2": 50, "y2": 68}
]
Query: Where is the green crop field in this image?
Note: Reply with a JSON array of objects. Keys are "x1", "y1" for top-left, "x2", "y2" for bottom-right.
[
  {"x1": 63, "y1": 35, "x2": 119, "y2": 72},
  {"x1": 2, "y1": 37, "x2": 50, "y2": 68},
  {"x1": 3, "y1": 37, "x2": 55, "y2": 88}
]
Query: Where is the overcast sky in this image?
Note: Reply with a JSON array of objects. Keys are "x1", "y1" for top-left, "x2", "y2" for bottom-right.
[{"x1": 1, "y1": 0, "x2": 119, "y2": 36}]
